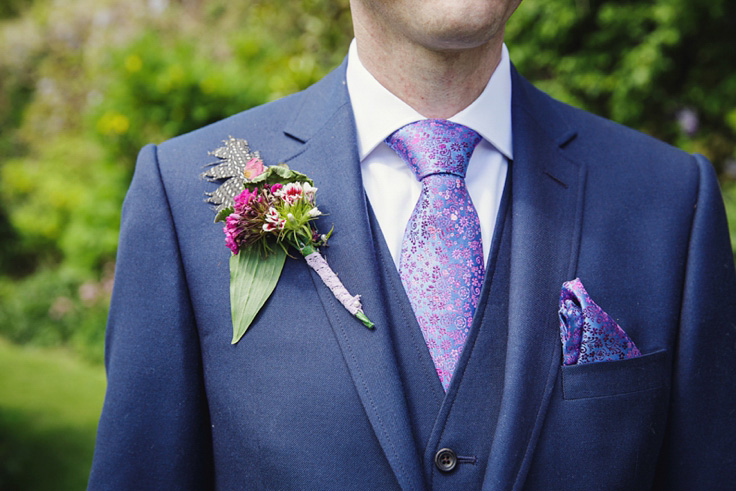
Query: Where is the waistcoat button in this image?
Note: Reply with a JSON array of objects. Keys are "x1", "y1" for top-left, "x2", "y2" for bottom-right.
[{"x1": 434, "y1": 448, "x2": 457, "y2": 472}]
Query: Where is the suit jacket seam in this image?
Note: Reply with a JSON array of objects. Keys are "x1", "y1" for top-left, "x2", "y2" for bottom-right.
[
  {"x1": 326, "y1": 296, "x2": 413, "y2": 490},
  {"x1": 151, "y1": 143, "x2": 200, "y2": 337},
  {"x1": 150, "y1": 144, "x2": 214, "y2": 450}
]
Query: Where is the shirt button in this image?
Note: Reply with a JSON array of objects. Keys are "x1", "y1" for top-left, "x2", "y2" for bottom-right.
[{"x1": 434, "y1": 448, "x2": 457, "y2": 472}]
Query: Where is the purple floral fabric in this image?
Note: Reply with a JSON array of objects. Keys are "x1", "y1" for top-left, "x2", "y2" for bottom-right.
[
  {"x1": 386, "y1": 119, "x2": 484, "y2": 391},
  {"x1": 559, "y1": 278, "x2": 641, "y2": 365}
]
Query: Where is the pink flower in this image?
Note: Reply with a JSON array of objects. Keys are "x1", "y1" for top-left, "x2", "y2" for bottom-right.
[
  {"x1": 243, "y1": 157, "x2": 266, "y2": 179},
  {"x1": 224, "y1": 186, "x2": 272, "y2": 254},
  {"x1": 224, "y1": 214, "x2": 244, "y2": 254},
  {"x1": 270, "y1": 183, "x2": 283, "y2": 193},
  {"x1": 233, "y1": 187, "x2": 258, "y2": 210}
]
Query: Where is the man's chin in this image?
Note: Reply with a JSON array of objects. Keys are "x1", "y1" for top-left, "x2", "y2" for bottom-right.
[{"x1": 412, "y1": 26, "x2": 503, "y2": 55}]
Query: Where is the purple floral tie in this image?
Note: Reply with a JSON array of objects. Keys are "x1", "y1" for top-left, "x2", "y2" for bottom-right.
[{"x1": 386, "y1": 119, "x2": 484, "y2": 391}]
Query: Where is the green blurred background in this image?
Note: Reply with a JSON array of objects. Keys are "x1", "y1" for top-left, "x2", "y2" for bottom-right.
[{"x1": 1, "y1": 0, "x2": 734, "y2": 488}]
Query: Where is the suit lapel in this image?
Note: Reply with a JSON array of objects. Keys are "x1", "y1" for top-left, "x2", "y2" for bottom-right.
[
  {"x1": 275, "y1": 63, "x2": 586, "y2": 489},
  {"x1": 279, "y1": 65, "x2": 425, "y2": 490},
  {"x1": 483, "y1": 69, "x2": 585, "y2": 490}
]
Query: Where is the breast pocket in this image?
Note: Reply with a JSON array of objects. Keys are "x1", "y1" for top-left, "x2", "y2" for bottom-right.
[{"x1": 561, "y1": 349, "x2": 668, "y2": 400}]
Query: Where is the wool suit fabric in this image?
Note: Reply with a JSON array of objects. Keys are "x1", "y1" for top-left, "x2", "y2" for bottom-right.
[{"x1": 89, "y1": 60, "x2": 736, "y2": 490}]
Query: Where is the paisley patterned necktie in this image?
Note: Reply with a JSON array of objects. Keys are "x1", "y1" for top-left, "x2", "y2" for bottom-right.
[{"x1": 385, "y1": 119, "x2": 484, "y2": 391}]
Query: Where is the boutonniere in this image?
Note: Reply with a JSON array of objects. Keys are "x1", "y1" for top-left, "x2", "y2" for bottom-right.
[{"x1": 203, "y1": 136, "x2": 374, "y2": 344}]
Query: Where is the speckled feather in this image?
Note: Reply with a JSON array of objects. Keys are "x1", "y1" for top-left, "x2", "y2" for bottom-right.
[{"x1": 202, "y1": 136, "x2": 261, "y2": 214}]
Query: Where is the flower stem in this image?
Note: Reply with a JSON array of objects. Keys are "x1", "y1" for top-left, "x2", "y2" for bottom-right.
[
  {"x1": 301, "y1": 248, "x2": 374, "y2": 329},
  {"x1": 355, "y1": 312, "x2": 375, "y2": 329}
]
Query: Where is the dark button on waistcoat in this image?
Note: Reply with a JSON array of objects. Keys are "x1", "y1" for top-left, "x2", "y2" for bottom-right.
[
  {"x1": 366, "y1": 173, "x2": 512, "y2": 489},
  {"x1": 435, "y1": 448, "x2": 458, "y2": 472}
]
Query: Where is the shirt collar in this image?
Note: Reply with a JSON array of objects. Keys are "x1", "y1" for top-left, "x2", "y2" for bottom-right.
[{"x1": 346, "y1": 38, "x2": 513, "y2": 161}]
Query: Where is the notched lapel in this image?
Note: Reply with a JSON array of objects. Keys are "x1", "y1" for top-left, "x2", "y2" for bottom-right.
[
  {"x1": 279, "y1": 65, "x2": 425, "y2": 490},
  {"x1": 483, "y1": 70, "x2": 586, "y2": 490}
]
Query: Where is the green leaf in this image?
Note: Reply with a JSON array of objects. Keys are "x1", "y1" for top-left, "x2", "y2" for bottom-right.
[
  {"x1": 214, "y1": 206, "x2": 233, "y2": 223},
  {"x1": 246, "y1": 164, "x2": 313, "y2": 187},
  {"x1": 269, "y1": 164, "x2": 313, "y2": 184},
  {"x1": 229, "y1": 246, "x2": 286, "y2": 344}
]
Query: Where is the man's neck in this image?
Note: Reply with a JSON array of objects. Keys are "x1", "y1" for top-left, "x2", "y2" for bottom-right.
[{"x1": 353, "y1": 15, "x2": 503, "y2": 119}]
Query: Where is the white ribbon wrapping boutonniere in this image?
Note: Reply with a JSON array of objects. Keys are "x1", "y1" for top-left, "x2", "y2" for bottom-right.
[{"x1": 203, "y1": 137, "x2": 374, "y2": 344}]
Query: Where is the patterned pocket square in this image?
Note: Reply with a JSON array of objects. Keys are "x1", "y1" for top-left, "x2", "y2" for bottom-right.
[{"x1": 558, "y1": 278, "x2": 641, "y2": 365}]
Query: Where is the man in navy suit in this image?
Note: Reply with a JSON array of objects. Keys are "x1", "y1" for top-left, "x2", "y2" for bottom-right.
[{"x1": 90, "y1": 0, "x2": 736, "y2": 489}]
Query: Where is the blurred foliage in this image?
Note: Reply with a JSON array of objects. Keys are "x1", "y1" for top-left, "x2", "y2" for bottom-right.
[
  {"x1": 0, "y1": 0, "x2": 34, "y2": 20},
  {"x1": 507, "y1": 0, "x2": 736, "y2": 172},
  {"x1": 0, "y1": 338, "x2": 106, "y2": 489},
  {"x1": 0, "y1": 0, "x2": 352, "y2": 362},
  {"x1": 89, "y1": 0, "x2": 351, "y2": 162},
  {"x1": 0, "y1": 0, "x2": 734, "y2": 367},
  {"x1": 724, "y1": 182, "x2": 736, "y2": 253}
]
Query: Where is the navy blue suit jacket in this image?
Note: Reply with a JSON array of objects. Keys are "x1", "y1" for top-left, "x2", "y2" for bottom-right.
[{"x1": 89, "y1": 62, "x2": 736, "y2": 490}]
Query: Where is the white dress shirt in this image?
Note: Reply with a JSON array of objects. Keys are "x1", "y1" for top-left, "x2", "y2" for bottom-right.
[{"x1": 346, "y1": 39, "x2": 513, "y2": 268}]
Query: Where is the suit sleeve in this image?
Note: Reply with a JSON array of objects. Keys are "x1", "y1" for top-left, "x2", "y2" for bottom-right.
[
  {"x1": 88, "y1": 145, "x2": 214, "y2": 490},
  {"x1": 653, "y1": 155, "x2": 736, "y2": 489}
]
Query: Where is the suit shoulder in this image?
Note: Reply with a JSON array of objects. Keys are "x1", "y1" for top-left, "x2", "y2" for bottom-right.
[
  {"x1": 531, "y1": 87, "x2": 696, "y2": 176},
  {"x1": 146, "y1": 88, "x2": 315, "y2": 201},
  {"x1": 515, "y1": 73, "x2": 703, "y2": 203},
  {"x1": 567, "y1": 105, "x2": 688, "y2": 164},
  {"x1": 159, "y1": 89, "x2": 305, "y2": 161},
  {"x1": 515, "y1": 73, "x2": 691, "y2": 167},
  {"x1": 569, "y1": 101, "x2": 700, "y2": 197},
  {"x1": 120, "y1": 96, "x2": 300, "y2": 231}
]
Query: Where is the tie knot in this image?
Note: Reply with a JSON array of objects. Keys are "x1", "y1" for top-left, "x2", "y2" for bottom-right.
[{"x1": 385, "y1": 119, "x2": 481, "y2": 180}]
